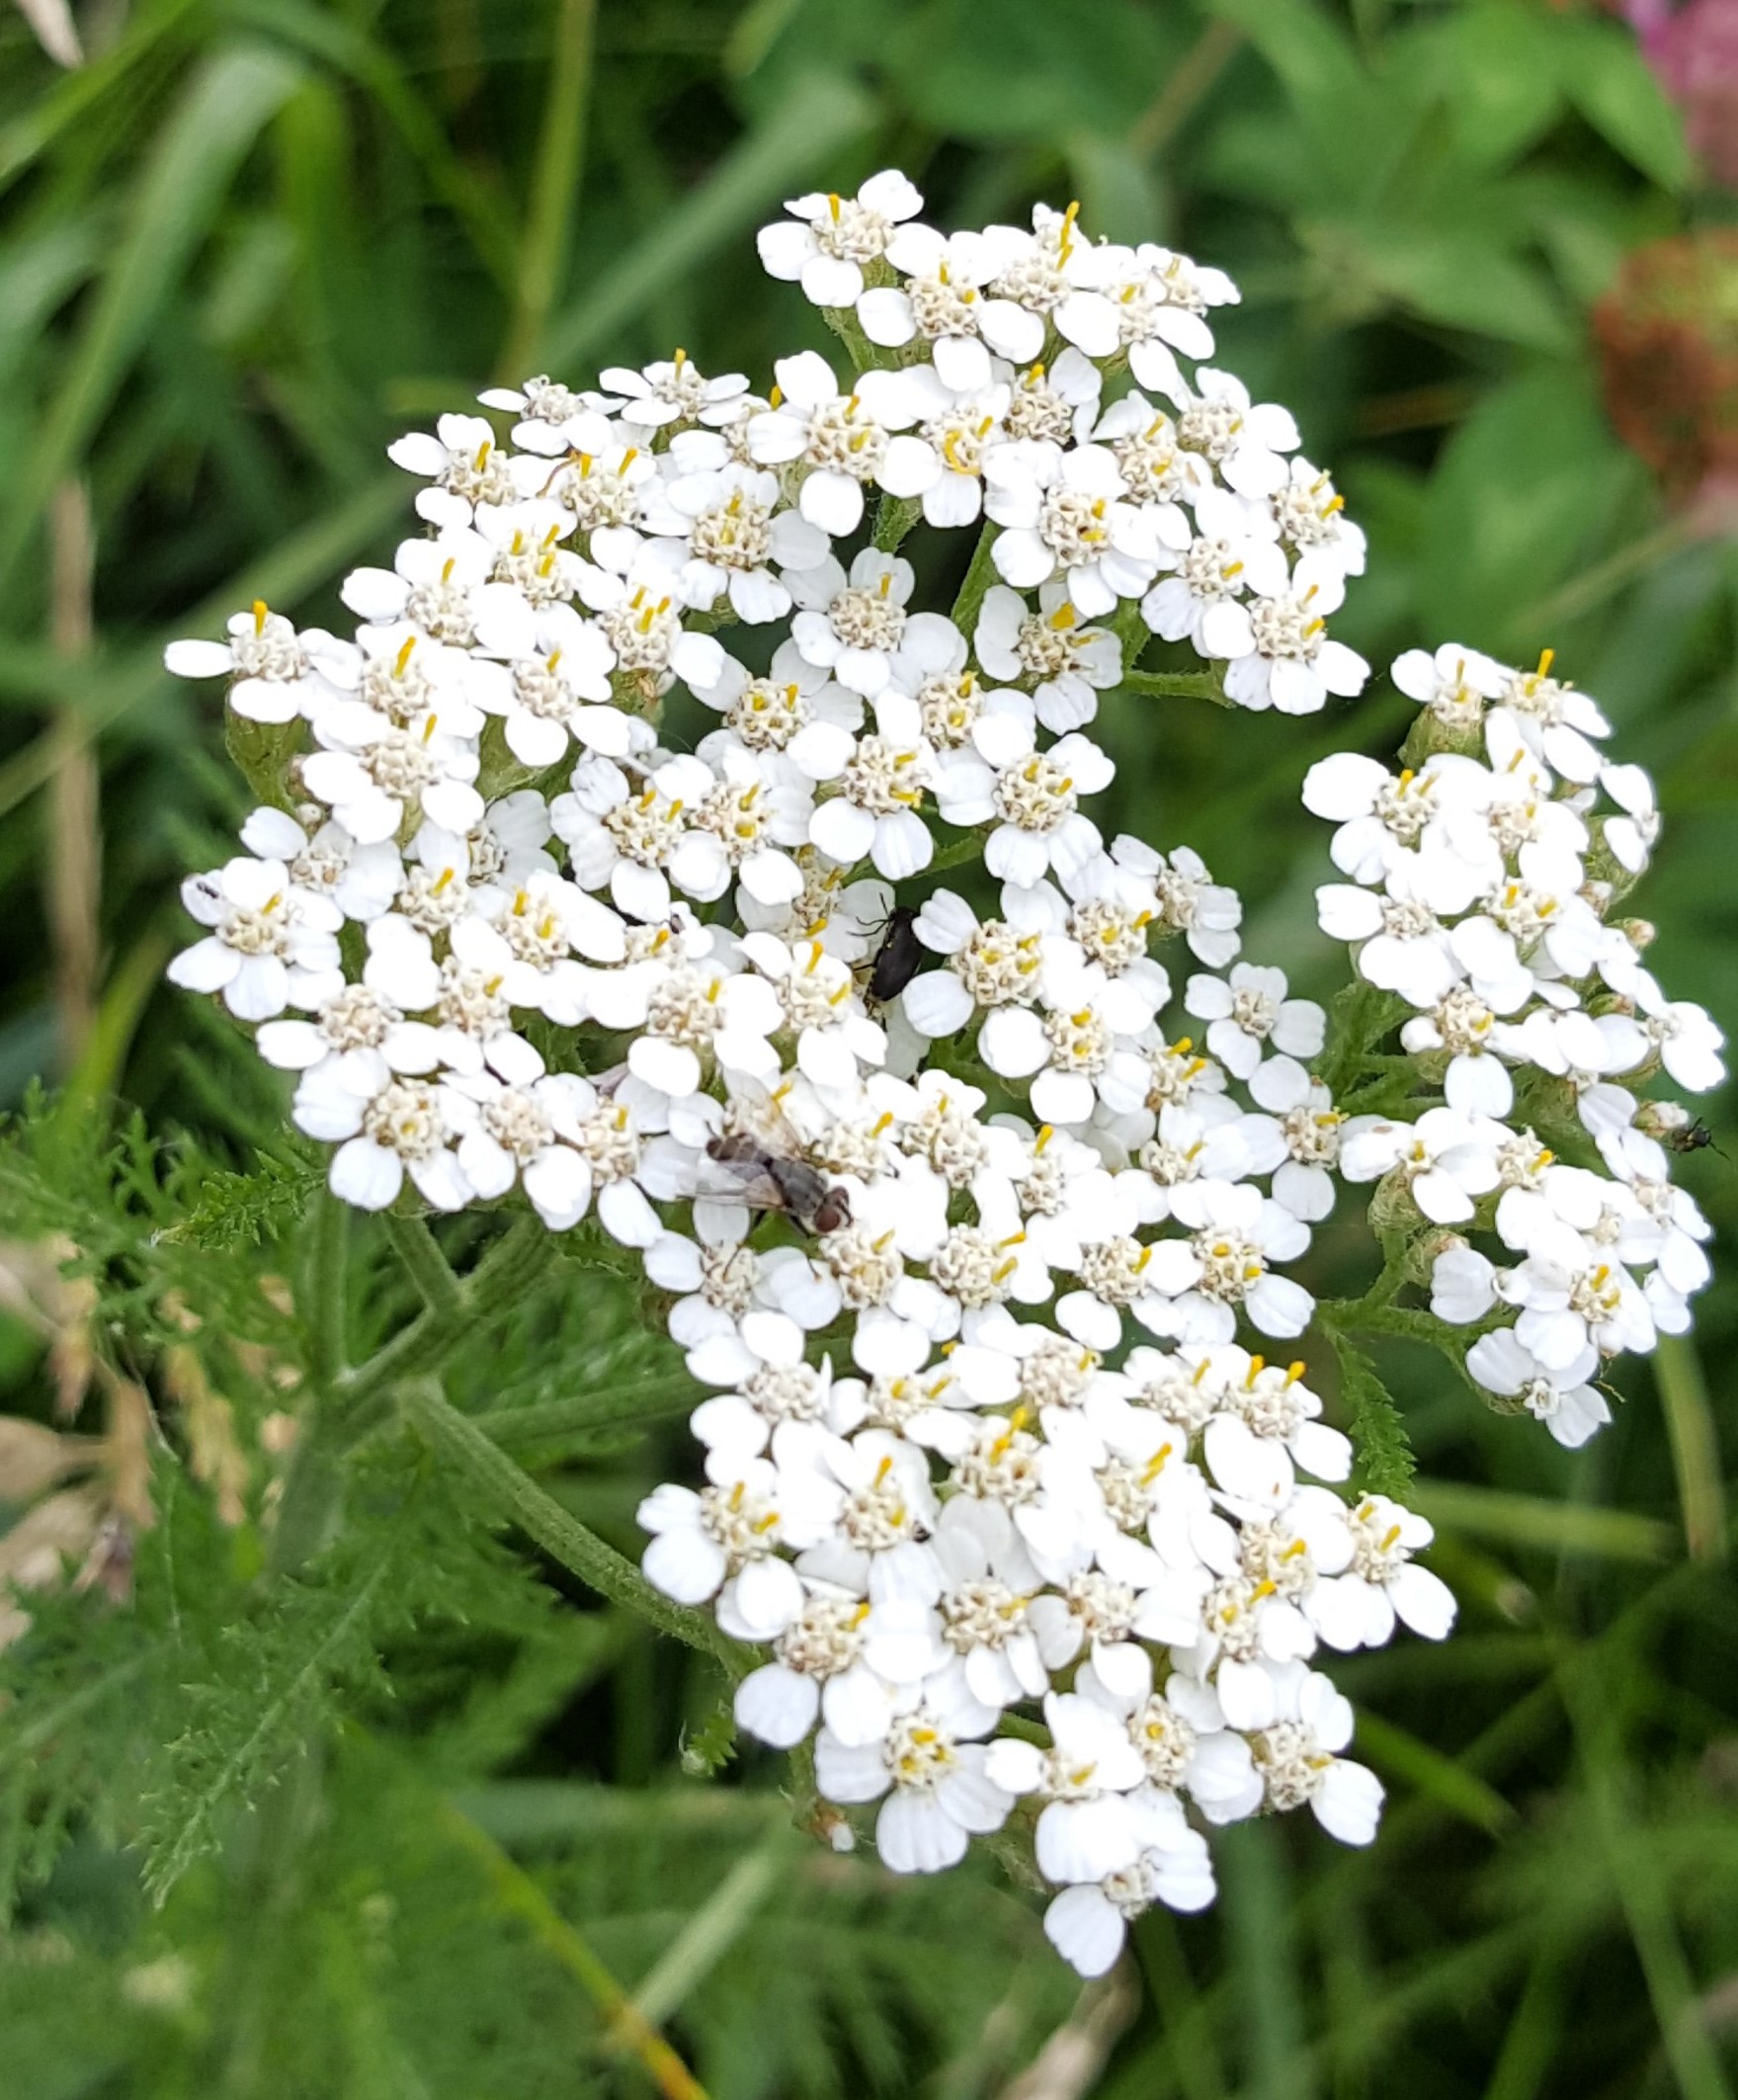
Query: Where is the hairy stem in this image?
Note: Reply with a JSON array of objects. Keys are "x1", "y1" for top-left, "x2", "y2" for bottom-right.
[
  {"x1": 405, "y1": 1380, "x2": 746, "y2": 1674},
  {"x1": 949, "y1": 518, "x2": 1002, "y2": 637}
]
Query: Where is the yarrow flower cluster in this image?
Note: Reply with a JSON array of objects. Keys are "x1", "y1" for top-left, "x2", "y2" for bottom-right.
[{"x1": 166, "y1": 174, "x2": 1722, "y2": 1977}]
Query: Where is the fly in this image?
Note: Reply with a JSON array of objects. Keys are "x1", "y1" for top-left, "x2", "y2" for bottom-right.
[{"x1": 701, "y1": 1082, "x2": 853, "y2": 1236}]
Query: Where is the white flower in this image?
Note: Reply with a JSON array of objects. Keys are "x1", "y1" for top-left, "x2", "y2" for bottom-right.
[
  {"x1": 580, "y1": 566, "x2": 725, "y2": 699},
  {"x1": 1184, "y1": 965, "x2": 1323, "y2": 1081},
  {"x1": 786, "y1": 546, "x2": 918, "y2": 699},
  {"x1": 470, "y1": 605, "x2": 624, "y2": 769},
  {"x1": 1245, "y1": 1662, "x2": 1384, "y2": 1844},
  {"x1": 936, "y1": 726, "x2": 1112, "y2": 887},
  {"x1": 1218, "y1": 560, "x2": 1369, "y2": 715},
  {"x1": 734, "y1": 1589, "x2": 939, "y2": 1749},
  {"x1": 1308, "y1": 1495, "x2": 1455, "y2": 1648},
  {"x1": 1092, "y1": 839, "x2": 1241, "y2": 967},
  {"x1": 164, "y1": 602, "x2": 358, "y2": 723},
  {"x1": 340, "y1": 528, "x2": 537, "y2": 659},
  {"x1": 800, "y1": 690, "x2": 936, "y2": 881},
  {"x1": 654, "y1": 462, "x2": 828, "y2": 622},
  {"x1": 1391, "y1": 642, "x2": 1508, "y2": 731},
  {"x1": 901, "y1": 888, "x2": 1077, "y2": 1039},
  {"x1": 746, "y1": 354, "x2": 914, "y2": 536},
  {"x1": 1631, "y1": 974, "x2": 1726, "y2": 1093},
  {"x1": 1496, "y1": 1221, "x2": 1656, "y2": 1368},
  {"x1": 637, "y1": 1434, "x2": 841, "y2": 1640},
  {"x1": 984, "y1": 1692, "x2": 1150, "y2": 1883},
  {"x1": 986, "y1": 443, "x2": 1176, "y2": 618},
  {"x1": 169, "y1": 856, "x2": 344, "y2": 1021},
  {"x1": 1137, "y1": 1182, "x2": 1314, "y2": 1346},
  {"x1": 1315, "y1": 870, "x2": 1460, "y2": 1009},
  {"x1": 1242, "y1": 1055, "x2": 1344, "y2": 1221},
  {"x1": 739, "y1": 933, "x2": 885, "y2": 1091},
  {"x1": 1399, "y1": 987, "x2": 1514, "y2": 1117},
  {"x1": 1269, "y1": 458, "x2": 1366, "y2": 576},
  {"x1": 386, "y1": 410, "x2": 519, "y2": 522},
  {"x1": 974, "y1": 581, "x2": 1122, "y2": 733},
  {"x1": 815, "y1": 1674, "x2": 1014, "y2": 1874},
  {"x1": 757, "y1": 171, "x2": 929, "y2": 307},
  {"x1": 293, "y1": 1063, "x2": 471, "y2": 1213},
  {"x1": 857, "y1": 231, "x2": 1041, "y2": 391},
  {"x1": 600, "y1": 350, "x2": 751, "y2": 433},
  {"x1": 1600, "y1": 761, "x2": 1660, "y2": 874},
  {"x1": 1141, "y1": 485, "x2": 1286, "y2": 658},
  {"x1": 1465, "y1": 1328, "x2": 1610, "y2": 1448},
  {"x1": 1169, "y1": 367, "x2": 1299, "y2": 498},
  {"x1": 1340, "y1": 1109, "x2": 1500, "y2": 1225},
  {"x1": 691, "y1": 641, "x2": 862, "y2": 758},
  {"x1": 1498, "y1": 653, "x2": 1611, "y2": 784},
  {"x1": 301, "y1": 698, "x2": 483, "y2": 845},
  {"x1": 237, "y1": 805, "x2": 400, "y2": 924}
]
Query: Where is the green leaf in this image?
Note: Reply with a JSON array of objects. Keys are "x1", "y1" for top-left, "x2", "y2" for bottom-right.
[
  {"x1": 0, "y1": 43, "x2": 304, "y2": 596},
  {"x1": 1408, "y1": 1480, "x2": 1676, "y2": 1562},
  {"x1": 542, "y1": 69, "x2": 876, "y2": 370},
  {"x1": 1320, "y1": 220, "x2": 1573, "y2": 351},
  {"x1": 1414, "y1": 366, "x2": 1630, "y2": 649},
  {"x1": 163, "y1": 1149, "x2": 321, "y2": 1251},
  {"x1": 1337, "y1": 1342, "x2": 1417, "y2": 1499},
  {"x1": 1557, "y1": 17, "x2": 1693, "y2": 194}
]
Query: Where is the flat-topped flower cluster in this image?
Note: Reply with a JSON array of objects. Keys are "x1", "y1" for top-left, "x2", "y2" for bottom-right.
[{"x1": 165, "y1": 173, "x2": 1722, "y2": 1976}]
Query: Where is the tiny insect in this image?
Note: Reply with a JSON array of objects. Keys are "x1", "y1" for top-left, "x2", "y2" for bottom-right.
[
  {"x1": 701, "y1": 1085, "x2": 853, "y2": 1236},
  {"x1": 1663, "y1": 1118, "x2": 1717, "y2": 1156},
  {"x1": 866, "y1": 905, "x2": 923, "y2": 1006}
]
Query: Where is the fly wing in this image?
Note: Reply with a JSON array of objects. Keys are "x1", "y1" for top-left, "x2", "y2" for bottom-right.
[{"x1": 696, "y1": 1136, "x2": 793, "y2": 1214}]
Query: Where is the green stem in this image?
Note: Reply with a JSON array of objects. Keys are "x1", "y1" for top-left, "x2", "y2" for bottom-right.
[
  {"x1": 496, "y1": 0, "x2": 597, "y2": 381},
  {"x1": 440, "y1": 1800, "x2": 713, "y2": 2100},
  {"x1": 382, "y1": 1213, "x2": 462, "y2": 1316},
  {"x1": 1120, "y1": 666, "x2": 1231, "y2": 705},
  {"x1": 334, "y1": 1216, "x2": 555, "y2": 1428},
  {"x1": 871, "y1": 492, "x2": 922, "y2": 552},
  {"x1": 472, "y1": 1379, "x2": 697, "y2": 1452},
  {"x1": 405, "y1": 1380, "x2": 745, "y2": 1675},
  {"x1": 302, "y1": 1186, "x2": 349, "y2": 1387},
  {"x1": 949, "y1": 519, "x2": 1002, "y2": 637}
]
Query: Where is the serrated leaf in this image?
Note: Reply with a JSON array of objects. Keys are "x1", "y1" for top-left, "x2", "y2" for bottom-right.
[
  {"x1": 165, "y1": 1149, "x2": 321, "y2": 1250},
  {"x1": 1338, "y1": 1342, "x2": 1416, "y2": 1498}
]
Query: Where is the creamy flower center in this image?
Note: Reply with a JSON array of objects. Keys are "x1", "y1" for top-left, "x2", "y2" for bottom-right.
[
  {"x1": 573, "y1": 1100, "x2": 641, "y2": 1181},
  {"x1": 1043, "y1": 1002, "x2": 1110, "y2": 1072},
  {"x1": 318, "y1": 984, "x2": 399, "y2": 1050},
  {"x1": 918, "y1": 672, "x2": 982, "y2": 747},
  {"x1": 950, "y1": 1419, "x2": 1042, "y2": 1505},
  {"x1": 1131, "y1": 1698, "x2": 1196, "y2": 1789},
  {"x1": 840, "y1": 733, "x2": 925, "y2": 817},
  {"x1": 1192, "y1": 1227, "x2": 1265, "y2": 1303},
  {"x1": 803, "y1": 398, "x2": 887, "y2": 480},
  {"x1": 942, "y1": 1579, "x2": 1029, "y2": 1653},
  {"x1": 952, "y1": 920, "x2": 1044, "y2": 1007},
  {"x1": 233, "y1": 613, "x2": 307, "y2": 682},
  {"x1": 690, "y1": 492, "x2": 774, "y2": 572},
  {"x1": 884, "y1": 1709, "x2": 957, "y2": 1793},
  {"x1": 699, "y1": 1478, "x2": 781, "y2": 1565},
  {"x1": 1076, "y1": 1236, "x2": 1153, "y2": 1307},
  {"x1": 362, "y1": 1080, "x2": 447, "y2": 1161},
  {"x1": 727, "y1": 677, "x2": 808, "y2": 750},
  {"x1": 822, "y1": 1222, "x2": 901, "y2": 1309},
  {"x1": 993, "y1": 752, "x2": 1078, "y2": 834},
  {"x1": 930, "y1": 1224, "x2": 1018, "y2": 1308},
  {"x1": 776, "y1": 1596, "x2": 869, "y2": 1678},
  {"x1": 483, "y1": 1088, "x2": 552, "y2": 1160},
  {"x1": 1250, "y1": 1721, "x2": 1330, "y2": 1811}
]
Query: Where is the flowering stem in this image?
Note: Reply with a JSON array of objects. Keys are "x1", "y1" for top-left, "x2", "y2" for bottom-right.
[
  {"x1": 303, "y1": 1186, "x2": 350, "y2": 1386},
  {"x1": 949, "y1": 519, "x2": 1002, "y2": 636},
  {"x1": 381, "y1": 1213, "x2": 462, "y2": 1315},
  {"x1": 405, "y1": 1379, "x2": 747, "y2": 1674},
  {"x1": 440, "y1": 1799, "x2": 714, "y2": 2100},
  {"x1": 334, "y1": 1215, "x2": 555, "y2": 1431},
  {"x1": 1120, "y1": 667, "x2": 1230, "y2": 705},
  {"x1": 870, "y1": 492, "x2": 921, "y2": 552}
]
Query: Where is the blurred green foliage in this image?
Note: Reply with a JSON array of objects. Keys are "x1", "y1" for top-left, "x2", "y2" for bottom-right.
[{"x1": 0, "y1": 1, "x2": 1735, "y2": 2094}]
